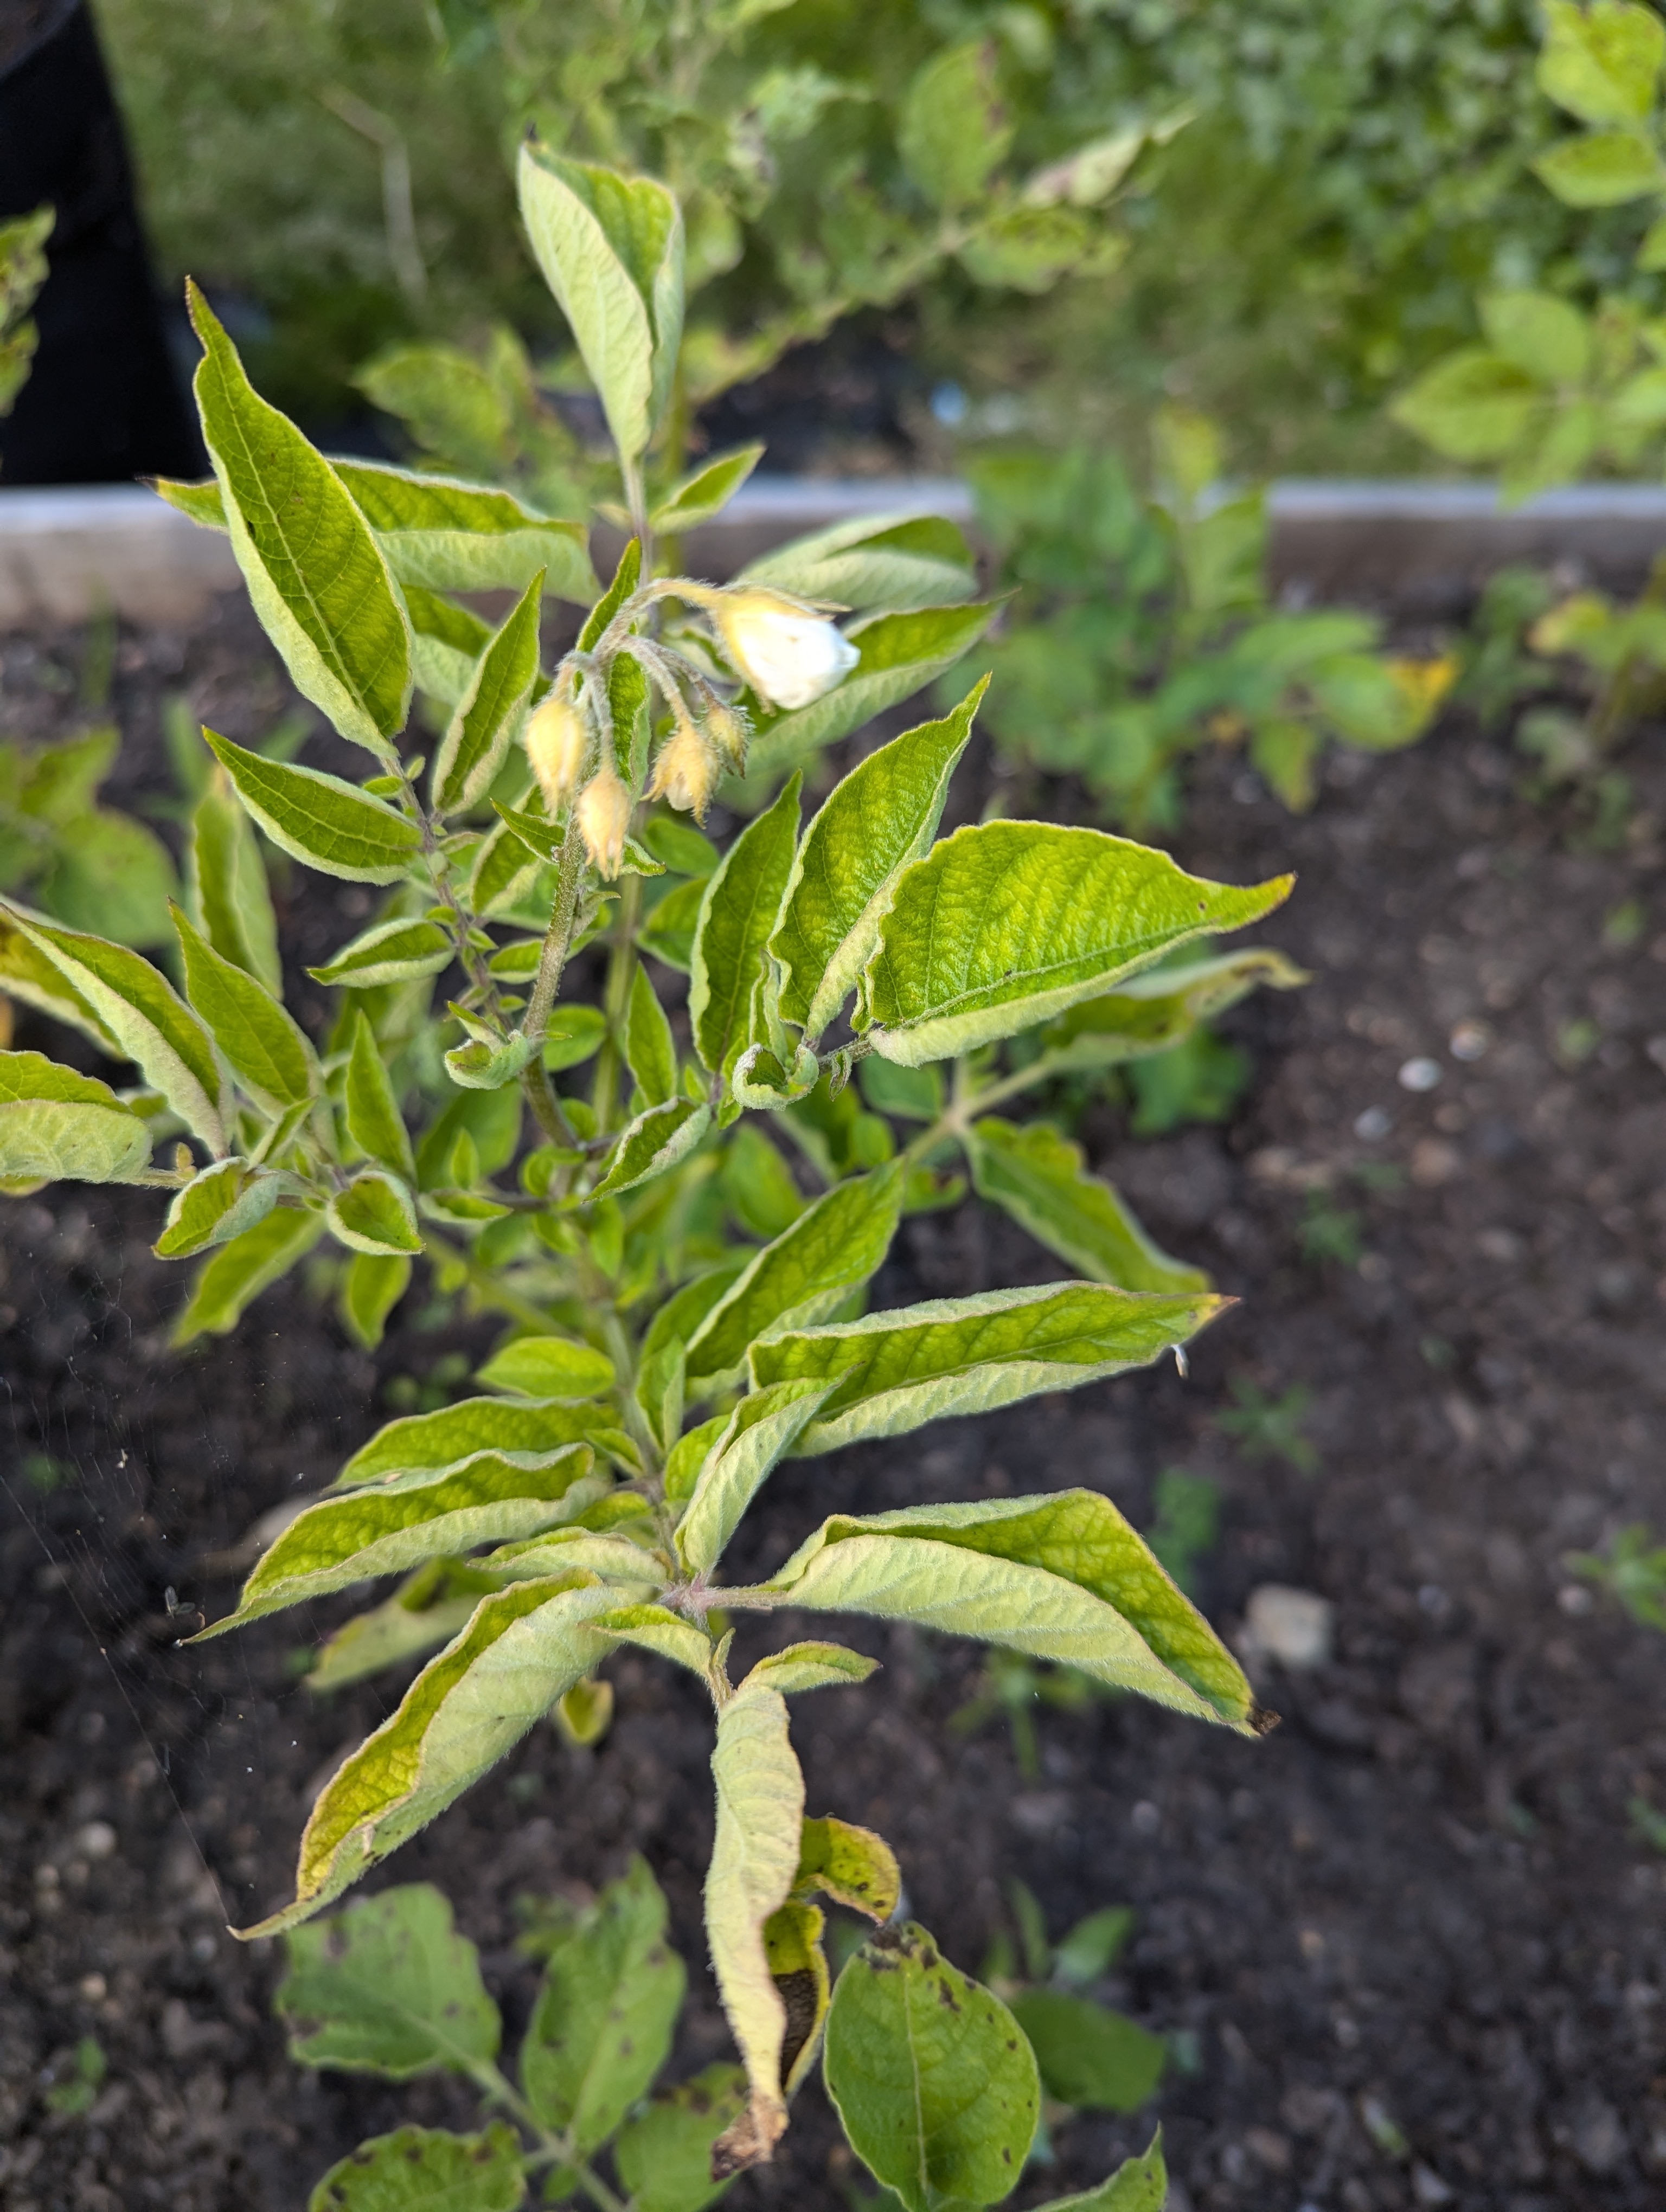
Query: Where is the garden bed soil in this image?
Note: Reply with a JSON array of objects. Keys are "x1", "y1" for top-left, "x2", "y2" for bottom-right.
[{"x1": 4, "y1": 596, "x2": 1666, "y2": 2212}]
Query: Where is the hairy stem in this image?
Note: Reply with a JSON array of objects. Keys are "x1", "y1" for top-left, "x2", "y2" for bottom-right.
[{"x1": 591, "y1": 871, "x2": 644, "y2": 1135}]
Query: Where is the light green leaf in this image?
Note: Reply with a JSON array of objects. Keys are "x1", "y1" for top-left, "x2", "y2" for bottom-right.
[
  {"x1": 189, "y1": 770, "x2": 281, "y2": 994},
  {"x1": 772, "y1": 683, "x2": 982, "y2": 1040},
  {"x1": 174, "y1": 903, "x2": 316, "y2": 1113},
  {"x1": 689, "y1": 771, "x2": 800, "y2": 1081},
  {"x1": 1029, "y1": 948, "x2": 1309, "y2": 1076},
  {"x1": 899, "y1": 39, "x2": 1014, "y2": 209},
  {"x1": 858, "y1": 823, "x2": 1292, "y2": 1064},
  {"x1": 651, "y1": 445, "x2": 764, "y2": 533},
  {"x1": 1479, "y1": 290, "x2": 1592, "y2": 385},
  {"x1": 1390, "y1": 348, "x2": 1542, "y2": 459},
  {"x1": 309, "y1": 1564, "x2": 496, "y2": 1692},
  {"x1": 246, "y1": 1574, "x2": 618, "y2": 1933},
  {"x1": 309, "y1": 916, "x2": 453, "y2": 987},
  {"x1": 613, "y1": 2065, "x2": 749, "y2": 2212},
  {"x1": 823, "y1": 1923, "x2": 1038, "y2": 2212},
  {"x1": 0, "y1": 904, "x2": 119, "y2": 1052},
  {"x1": 740, "y1": 514, "x2": 978, "y2": 615},
  {"x1": 522, "y1": 1857, "x2": 685, "y2": 2152},
  {"x1": 793, "y1": 1815, "x2": 900, "y2": 1919},
  {"x1": 742, "y1": 604, "x2": 997, "y2": 785},
  {"x1": 431, "y1": 571, "x2": 544, "y2": 817},
  {"x1": 276, "y1": 1881, "x2": 499, "y2": 2076},
  {"x1": 639, "y1": 876, "x2": 706, "y2": 972},
  {"x1": 152, "y1": 475, "x2": 226, "y2": 529},
  {"x1": 1533, "y1": 127, "x2": 1662, "y2": 204},
  {"x1": 200, "y1": 1445, "x2": 598, "y2": 1634},
  {"x1": 336, "y1": 1397, "x2": 634, "y2": 1487},
  {"x1": 0, "y1": 1051, "x2": 152, "y2": 1188},
  {"x1": 187, "y1": 282, "x2": 411, "y2": 756},
  {"x1": 307, "y1": 2124, "x2": 526, "y2": 2212},
  {"x1": 741, "y1": 1488, "x2": 1254, "y2": 1727},
  {"x1": 345, "y1": 1009, "x2": 417, "y2": 1181},
  {"x1": 1539, "y1": 0, "x2": 1665, "y2": 124},
  {"x1": 685, "y1": 1160, "x2": 904, "y2": 1382},
  {"x1": 328, "y1": 1169, "x2": 424, "y2": 1256},
  {"x1": 517, "y1": 146, "x2": 683, "y2": 464},
  {"x1": 967, "y1": 1119, "x2": 1208, "y2": 1293},
  {"x1": 340, "y1": 1251, "x2": 412, "y2": 1351},
  {"x1": 675, "y1": 1378, "x2": 841, "y2": 1574},
  {"x1": 592, "y1": 1602, "x2": 716, "y2": 1679},
  {"x1": 6, "y1": 907, "x2": 226, "y2": 1149},
  {"x1": 1010, "y1": 1990, "x2": 1166, "y2": 2113},
  {"x1": 485, "y1": 1519, "x2": 664, "y2": 1591},
  {"x1": 407, "y1": 587, "x2": 494, "y2": 707},
  {"x1": 721, "y1": 1123, "x2": 803, "y2": 1238},
  {"x1": 742, "y1": 1641, "x2": 879, "y2": 1696},
  {"x1": 153, "y1": 1156, "x2": 281, "y2": 1257},
  {"x1": 444, "y1": 1031, "x2": 535, "y2": 1093},
  {"x1": 1028, "y1": 2133, "x2": 1167, "y2": 2212},
  {"x1": 592, "y1": 1096, "x2": 712, "y2": 1198},
  {"x1": 334, "y1": 458, "x2": 595, "y2": 601},
  {"x1": 626, "y1": 963, "x2": 678, "y2": 1106},
  {"x1": 203, "y1": 729, "x2": 422, "y2": 885},
  {"x1": 476, "y1": 1336, "x2": 616, "y2": 1398},
  {"x1": 42, "y1": 808, "x2": 177, "y2": 949},
  {"x1": 172, "y1": 1205, "x2": 325, "y2": 1342},
  {"x1": 702, "y1": 1681, "x2": 804, "y2": 2175}
]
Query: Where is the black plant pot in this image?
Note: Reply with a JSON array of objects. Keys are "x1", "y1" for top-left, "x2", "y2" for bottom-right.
[{"x1": 0, "y1": 0, "x2": 203, "y2": 484}]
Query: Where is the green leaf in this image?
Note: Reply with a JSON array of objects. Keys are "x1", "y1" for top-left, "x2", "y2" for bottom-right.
[
  {"x1": 247, "y1": 1574, "x2": 618, "y2": 1934},
  {"x1": 172, "y1": 1205, "x2": 324, "y2": 1342},
  {"x1": 1030, "y1": 948, "x2": 1308, "y2": 1075},
  {"x1": 1533, "y1": 128, "x2": 1662, "y2": 204},
  {"x1": 340, "y1": 1251, "x2": 412, "y2": 1351},
  {"x1": 1030, "y1": 2134, "x2": 1167, "y2": 2212},
  {"x1": 1050, "y1": 1907, "x2": 1133, "y2": 1988},
  {"x1": 278, "y1": 1882, "x2": 498, "y2": 2080},
  {"x1": 522, "y1": 1857, "x2": 685, "y2": 2151},
  {"x1": 740, "y1": 515, "x2": 978, "y2": 615},
  {"x1": 1539, "y1": 0, "x2": 1665, "y2": 124},
  {"x1": 407, "y1": 587, "x2": 494, "y2": 707},
  {"x1": 201, "y1": 1445, "x2": 598, "y2": 1635},
  {"x1": 592, "y1": 1096, "x2": 712, "y2": 1197},
  {"x1": 720, "y1": 1123, "x2": 803, "y2": 1238},
  {"x1": 152, "y1": 474, "x2": 225, "y2": 529},
  {"x1": 675, "y1": 1378, "x2": 841, "y2": 1574},
  {"x1": 203, "y1": 729, "x2": 421, "y2": 885},
  {"x1": 641, "y1": 817, "x2": 720, "y2": 877},
  {"x1": 0, "y1": 904, "x2": 119, "y2": 1052},
  {"x1": 0, "y1": 1050, "x2": 152, "y2": 1187},
  {"x1": 174, "y1": 903, "x2": 316, "y2": 1114},
  {"x1": 308, "y1": 2124, "x2": 527, "y2": 2212},
  {"x1": 42, "y1": 808, "x2": 178, "y2": 948},
  {"x1": 308, "y1": 1564, "x2": 495, "y2": 1692},
  {"x1": 592, "y1": 1602, "x2": 716, "y2": 1680},
  {"x1": 5, "y1": 907, "x2": 226, "y2": 1149},
  {"x1": 899, "y1": 40, "x2": 1014, "y2": 209},
  {"x1": 742, "y1": 1488, "x2": 1254, "y2": 1728},
  {"x1": 517, "y1": 146, "x2": 683, "y2": 464},
  {"x1": 858, "y1": 823, "x2": 1292, "y2": 1064},
  {"x1": 702, "y1": 1680, "x2": 804, "y2": 2176},
  {"x1": 626, "y1": 963, "x2": 678, "y2": 1106},
  {"x1": 744, "y1": 1642, "x2": 879, "y2": 1696},
  {"x1": 1390, "y1": 348, "x2": 1542, "y2": 459},
  {"x1": 685, "y1": 1160, "x2": 902, "y2": 1384},
  {"x1": 431, "y1": 571, "x2": 544, "y2": 817},
  {"x1": 1478, "y1": 290, "x2": 1593, "y2": 384},
  {"x1": 967, "y1": 1118, "x2": 1207, "y2": 1293},
  {"x1": 187, "y1": 282, "x2": 411, "y2": 756},
  {"x1": 336, "y1": 1397, "x2": 632, "y2": 1487},
  {"x1": 309, "y1": 916, "x2": 453, "y2": 988},
  {"x1": 153, "y1": 1156, "x2": 281, "y2": 1257},
  {"x1": 188, "y1": 771, "x2": 281, "y2": 994},
  {"x1": 335, "y1": 457, "x2": 595, "y2": 601},
  {"x1": 639, "y1": 876, "x2": 707, "y2": 971},
  {"x1": 794, "y1": 1816, "x2": 900, "y2": 1918},
  {"x1": 651, "y1": 444, "x2": 764, "y2": 533},
  {"x1": 476, "y1": 1336, "x2": 615, "y2": 1398},
  {"x1": 328, "y1": 1169, "x2": 424, "y2": 1256},
  {"x1": 1010, "y1": 1990, "x2": 1166, "y2": 2113},
  {"x1": 689, "y1": 771, "x2": 800, "y2": 1080},
  {"x1": 344, "y1": 1010, "x2": 417, "y2": 1181},
  {"x1": 613, "y1": 2065, "x2": 749, "y2": 2212},
  {"x1": 578, "y1": 537, "x2": 642, "y2": 654},
  {"x1": 742, "y1": 605, "x2": 997, "y2": 785},
  {"x1": 824, "y1": 1923, "x2": 1038, "y2": 2212},
  {"x1": 772, "y1": 684, "x2": 982, "y2": 1040}
]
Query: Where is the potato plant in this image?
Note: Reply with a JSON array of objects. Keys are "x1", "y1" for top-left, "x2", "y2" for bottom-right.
[{"x1": 0, "y1": 152, "x2": 1294, "y2": 2208}]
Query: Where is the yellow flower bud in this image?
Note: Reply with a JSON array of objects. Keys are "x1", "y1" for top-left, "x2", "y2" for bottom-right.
[
  {"x1": 709, "y1": 587, "x2": 858, "y2": 711},
  {"x1": 576, "y1": 765, "x2": 632, "y2": 878},
  {"x1": 648, "y1": 719, "x2": 718, "y2": 819},
  {"x1": 524, "y1": 691, "x2": 589, "y2": 810},
  {"x1": 703, "y1": 696, "x2": 751, "y2": 774}
]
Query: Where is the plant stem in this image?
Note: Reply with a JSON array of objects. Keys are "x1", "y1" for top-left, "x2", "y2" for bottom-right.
[
  {"x1": 519, "y1": 821, "x2": 589, "y2": 1146},
  {"x1": 591, "y1": 872, "x2": 643, "y2": 1134}
]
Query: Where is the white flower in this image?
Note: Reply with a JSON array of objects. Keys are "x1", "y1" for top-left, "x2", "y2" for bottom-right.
[
  {"x1": 710, "y1": 587, "x2": 858, "y2": 711},
  {"x1": 575, "y1": 766, "x2": 632, "y2": 878},
  {"x1": 648, "y1": 718, "x2": 718, "y2": 819},
  {"x1": 523, "y1": 691, "x2": 588, "y2": 809}
]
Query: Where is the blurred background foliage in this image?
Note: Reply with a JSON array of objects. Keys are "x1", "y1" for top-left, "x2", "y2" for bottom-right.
[{"x1": 97, "y1": 0, "x2": 1666, "y2": 473}]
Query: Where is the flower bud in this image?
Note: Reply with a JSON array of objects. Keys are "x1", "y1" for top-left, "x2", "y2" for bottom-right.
[
  {"x1": 523, "y1": 691, "x2": 588, "y2": 810},
  {"x1": 703, "y1": 696, "x2": 751, "y2": 774},
  {"x1": 709, "y1": 587, "x2": 858, "y2": 711},
  {"x1": 575, "y1": 764, "x2": 632, "y2": 878},
  {"x1": 648, "y1": 718, "x2": 719, "y2": 819}
]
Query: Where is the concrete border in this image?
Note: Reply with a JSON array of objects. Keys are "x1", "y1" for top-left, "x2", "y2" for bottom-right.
[{"x1": 2, "y1": 475, "x2": 1665, "y2": 629}]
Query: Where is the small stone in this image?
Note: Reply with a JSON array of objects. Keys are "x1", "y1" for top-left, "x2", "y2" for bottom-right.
[
  {"x1": 1410, "y1": 1138, "x2": 1461, "y2": 1187},
  {"x1": 1245, "y1": 1584, "x2": 1334, "y2": 1669},
  {"x1": 1398, "y1": 1056, "x2": 1443, "y2": 1091},
  {"x1": 1412, "y1": 2164, "x2": 1456, "y2": 2205},
  {"x1": 74, "y1": 1821, "x2": 117, "y2": 1861},
  {"x1": 1558, "y1": 1584, "x2": 1594, "y2": 1616},
  {"x1": 1354, "y1": 1105, "x2": 1393, "y2": 1141},
  {"x1": 1129, "y1": 1799, "x2": 1161, "y2": 1836},
  {"x1": 1569, "y1": 2098, "x2": 1629, "y2": 2177},
  {"x1": 1246, "y1": 2129, "x2": 1292, "y2": 2172},
  {"x1": 78, "y1": 1973, "x2": 106, "y2": 2003},
  {"x1": 1449, "y1": 1020, "x2": 1490, "y2": 1060}
]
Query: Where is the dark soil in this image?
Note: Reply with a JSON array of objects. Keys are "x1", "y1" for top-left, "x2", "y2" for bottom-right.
[{"x1": 4, "y1": 599, "x2": 1666, "y2": 2212}]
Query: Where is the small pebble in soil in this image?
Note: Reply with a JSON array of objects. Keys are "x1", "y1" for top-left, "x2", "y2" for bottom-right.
[
  {"x1": 1450, "y1": 1020, "x2": 1491, "y2": 1060},
  {"x1": 1245, "y1": 1584, "x2": 1335, "y2": 1669},
  {"x1": 1558, "y1": 1583, "x2": 1595, "y2": 1616},
  {"x1": 1354, "y1": 1104, "x2": 1393, "y2": 1140},
  {"x1": 74, "y1": 1821, "x2": 117, "y2": 1861},
  {"x1": 78, "y1": 1973, "x2": 106, "y2": 2002},
  {"x1": 1398, "y1": 1055, "x2": 1443, "y2": 1091}
]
